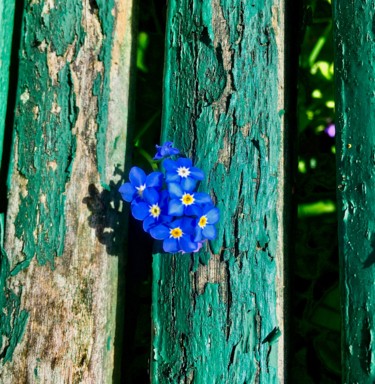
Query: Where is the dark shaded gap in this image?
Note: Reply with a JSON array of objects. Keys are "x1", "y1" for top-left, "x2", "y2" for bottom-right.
[
  {"x1": 112, "y1": 1, "x2": 140, "y2": 382},
  {"x1": 283, "y1": 0, "x2": 302, "y2": 381},
  {"x1": 119, "y1": 1, "x2": 166, "y2": 382},
  {"x1": 290, "y1": 1, "x2": 341, "y2": 382},
  {"x1": 0, "y1": 0, "x2": 25, "y2": 214}
]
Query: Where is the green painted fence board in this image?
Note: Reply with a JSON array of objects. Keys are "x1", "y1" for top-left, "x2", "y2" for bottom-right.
[
  {"x1": 0, "y1": 0, "x2": 135, "y2": 381},
  {"x1": 0, "y1": 0, "x2": 15, "y2": 170},
  {"x1": 152, "y1": 0, "x2": 288, "y2": 382},
  {"x1": 333, "y1": 2, "x2": 375, "y2": 382}
]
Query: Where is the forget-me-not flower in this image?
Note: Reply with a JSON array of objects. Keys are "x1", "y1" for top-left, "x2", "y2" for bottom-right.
[
  {"x1": 163, "y1": 157, "x2": 204, "y2": 191},
  {"x1": 153, "y1": 141, "x2": 180, "y2": 160},
  {"x1": 119, "y1": 167, "x2": 163, "y2": 203},
  {"x1": 150, "y1": 218, "x2": 198, "y2": 253}
]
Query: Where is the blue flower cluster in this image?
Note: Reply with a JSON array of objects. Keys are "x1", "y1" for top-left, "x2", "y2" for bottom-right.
[{"x1": 119, "y1": 142, "x2": 219, "y2": 253}]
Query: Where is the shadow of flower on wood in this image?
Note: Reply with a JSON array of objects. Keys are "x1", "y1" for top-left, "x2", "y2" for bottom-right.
[{"x1": 82, "y1": 178, "x2": 127, "y2": 257}]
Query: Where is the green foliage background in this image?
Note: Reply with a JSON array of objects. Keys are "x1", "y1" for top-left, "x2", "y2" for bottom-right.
[
  {"x1": 125, "y1": 0, "x2": 339, "y2": 382},
  {"x1": 293, "y1": 0, "x2": 339, "y2": 382}
]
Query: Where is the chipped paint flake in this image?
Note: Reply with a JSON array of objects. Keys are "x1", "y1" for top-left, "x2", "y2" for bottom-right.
[{"x1": 20, "y1": 89, "x2": 30, "y2": 104}]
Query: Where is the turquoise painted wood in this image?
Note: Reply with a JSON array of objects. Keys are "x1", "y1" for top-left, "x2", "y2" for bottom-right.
[
  {"x1": 333, "y1": 2, "x2": 375, "y2": 382},
  {"x1": 0, "y1": 0, "x2": 15, "y2": 170},
  {"x1": 152, "y1": 0, "x2": 288, "y2": 382},
  {"x1": 0, "y1": 0, "x2": 29, "y2": 369},
  {"x1": 0, "y1": 0, "x2": 135, "y2": 381}
]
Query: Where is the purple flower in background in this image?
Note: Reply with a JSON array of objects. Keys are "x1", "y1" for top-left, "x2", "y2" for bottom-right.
[
  {"x1": 325, "y1": 123, "x2": 335, "y2": 138},
  {"x1": 154, "y1": 141, "x2": 180, "y2": 160}
]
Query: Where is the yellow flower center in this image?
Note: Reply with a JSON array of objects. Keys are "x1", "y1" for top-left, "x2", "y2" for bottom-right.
[
  {"x1": 181, "y1": 193, "x2": 194, "y2": 206},
  {"x1": 177, "y1": 166, "x2": 190, "y2": 178},
  {"x1": 149, "y1": 204, "x2": 161, "y2": 218},
  {"x1": 170, "y1": 227, "x2": 183, "y2": 239},
  {"x1": 198, "y1": 215, "x2": 208, "y2": 228},
  {"x1": 136, "y1": 184, "x2": 146, "y2": 197}
]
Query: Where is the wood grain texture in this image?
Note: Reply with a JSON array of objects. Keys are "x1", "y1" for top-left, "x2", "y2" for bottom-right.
[
  {"x1": 333, "y1": 2, "x2": 375, "y2": 382},
  {"x1": 1, "y1": 0, "x2": 134, "y2": 382},
  {"x1": 152, "y1": 0, "x2": 288, "y2": 382}
]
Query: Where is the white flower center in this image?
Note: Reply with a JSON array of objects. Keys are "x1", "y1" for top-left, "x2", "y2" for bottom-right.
[
  {"x1": 177, "y1": 166, "x2": 190, "y2": 178},
  {"x1": 136, "y1": 184, "x2": 146, "y2": 197}
]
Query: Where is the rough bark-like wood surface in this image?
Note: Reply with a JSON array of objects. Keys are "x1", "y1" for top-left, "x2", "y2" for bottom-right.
[
  {"x1": 334, "y1": 2, "x2": 375, "y2": 382},
  {"x1": 152, "y1": 0, "x2": 288, "y2": 382},
  {"x1": 0, "y1": 0, "x2": 134, "y2": 382}
]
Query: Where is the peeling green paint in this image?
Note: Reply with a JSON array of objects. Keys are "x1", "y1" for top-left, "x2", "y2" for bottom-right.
[
  {"x1": 1, "y1": 0, "x2": 132, "y2": 378},
  {"x1": 0, "y1": 0, "x2": 15, "y2": 171},
  {"x1": 333, "y1": 2, "x2": 375, "y2": 382},
  {"x1": 152, "y1": 0, "x2": 287, "y2": 382},
  {"x1": 9, "y1": 2, "x2": 83, "y2": 269},
  {"x1": 8, "y1": 0, "x2": 117, "y2": 268}
]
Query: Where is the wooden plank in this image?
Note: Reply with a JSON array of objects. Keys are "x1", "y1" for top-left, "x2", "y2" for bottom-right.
[
  {"x1": 151, "y1": 0, "x2": 288, "y2": 382},
  {"x1": 0, "y1": 0, "x2": 15, "y2": 170},
  {"x1": 0, "y1": 0, "x2": 135, "y2": 381},
  {"x1": 333, "y1": 2, "x2": 375, "y2": 382}
]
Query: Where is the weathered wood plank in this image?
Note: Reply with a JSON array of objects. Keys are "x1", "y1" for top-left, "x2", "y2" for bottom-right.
[
  {"x1": 0, "y1": 0, "x2": 135, "y2": 382},
  {"x1": 152, "y1": 0, "x2": 288, "y2": 382},
  {"x1": 0, "y1": 0, "x2": 15, "y2": 170},
  {"x1": 333, "y1": 2, "x2": 375, "y2": 382}
]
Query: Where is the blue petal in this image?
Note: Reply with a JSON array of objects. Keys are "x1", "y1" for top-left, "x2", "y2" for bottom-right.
[
  {"x1": 206, "y1": 207, "x2": 220, "y2": 224},
  {"x1": 143, "y1": 188, "x2": 159, "y2": 205},
  {"x1": 190, "y1": 167, "x2": 205, "y2": 180},
  {"x1": 169, "y1": 148, "x2": 180, "y2": 156},
  {"x1": 181, "y1": 177, "x2": 197, "y2": 192},
  {"x1": 177, "y1": 158, "x2": 192, "y2": 168},
  {"x1": 168, "y1": 182, "x2": 183, "y2": 199},
  {"x1": 159, "y1": 190, "x2": 170, "y2": 211},
  {"x1": 131, "y1": 202, "x2": 149, "y2": 220},
  {"x1": 160, "y1": 142, "x2": 180, "y2": 157},
  {"x1": 170, "y1": 219, "x2": 183, "y2": 228},
  {"x1": 180, "y1": 217, "x2": 195, "y2": 234},
  {"x1": 185, "y1": 204, "x2": 202, "y2": 217},
  {"x1": 129, "y1": 167, "x2": 146, "y2": 187},
  {"x1": 146, "y1": 172, "x2": 163, "y2": 188},
  {"x1": 194, "y1": 227, "x2": 203, "y2": 242},
  {"x1": 202, "y1": 225, "x2": 217, "y2": 240},
  {"x1": 168, "y1": 199, "x2": 184, "y2": 216},
  {"x1": 202, "y1": 203, "x2": 216, "y2": 213},
  {"x1": 163, "y1": 159, "x2": 177, "y2": 171},
  {"x1": 163, "y1": 238, "x2": 179, "y2": 253},
  {"x1": 165, "y1": 172, "x2": 180, "y2": 183},
  {"x1": 118, "y1": 183, "x2": 136, "y2": 202},
  {"x1": 150, "y1": 224, "x2": 170, "y2": 240},
  {"x1": 159, "y1": 214, "x2": 173, "y2": 223},
  {"x1": 180, "y1": 236, "x2": 198, "y2": 253},
  {"x1": 194, "y1": 193, "x2": 212, "y2": 204},
  {"x1": 143, "y1": 216, "x2": 156, "y2": 232},
  {"x1": 153, "y1": 148, "x2": 163, "y2": 160}
]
